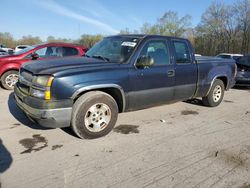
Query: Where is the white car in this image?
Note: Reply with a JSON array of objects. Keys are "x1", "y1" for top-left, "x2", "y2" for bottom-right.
[
  {"x1": 15, "y1": 45, "x2": 30, "y2": 52},
  {"x1": 0, "y1": 49, "x2": 8, "y2": 56},
  {"x1": 195, "y1": 54, "x2": 202, "y2": 57},
  {"x1": 0, "y1": 44, "x2": 13, "y2": 54},
  {"x1": 216, "y1": 53, "x2": 243, "y2": 60}
]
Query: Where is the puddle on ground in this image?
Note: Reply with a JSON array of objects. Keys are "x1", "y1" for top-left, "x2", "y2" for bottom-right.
[
  {"x1": 19, "y1": 134, "x2": 48, "y2": 154},
  {"x1": 224, "y1": 100, "x2": 234, "y2": 103},
  {"x1": 113, "y1": 125, "x2": 139, "y2": 134},
  {"x1": 181, "y1": 110, "x2": 199, "y2": 115},
  {"x1": 51, "y1": 145, "x2": 63, "y2": 151}
]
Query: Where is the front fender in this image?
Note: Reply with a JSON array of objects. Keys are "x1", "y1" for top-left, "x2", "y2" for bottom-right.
[{"x1": 0, "y1": 63, "x2": 20, "y2": 76}]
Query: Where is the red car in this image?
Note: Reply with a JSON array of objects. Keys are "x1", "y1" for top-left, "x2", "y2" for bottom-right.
[{"x1": 0, "y1": 43, "x2": 87, "y2": 90}]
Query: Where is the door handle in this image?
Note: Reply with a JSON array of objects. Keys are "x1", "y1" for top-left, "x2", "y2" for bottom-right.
[{"x1": 167, "y1": 70, "x2": 175, "y2": 77}]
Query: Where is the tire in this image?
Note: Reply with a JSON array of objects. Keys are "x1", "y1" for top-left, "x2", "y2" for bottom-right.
[
  {"x1": 202, "y1": 79, "x2": 225, "y2": 107},
  {"x1": 71, "y1": 91, "x2": 118, "y2": 139},
  {"x1": 1, "y1": 70, "x2": 19, "y2": 90}
]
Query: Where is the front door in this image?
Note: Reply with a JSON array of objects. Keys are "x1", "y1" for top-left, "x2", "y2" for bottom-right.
[{"x1": 128, "y1": 39, "x2": 175, "y2": 110}]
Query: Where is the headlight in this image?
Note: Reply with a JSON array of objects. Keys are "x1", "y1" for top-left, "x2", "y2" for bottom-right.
[
  {"x1": 30, "y1": 88, "x2": 52, "y2": 100},
  {"x1": 32, "y1": 76, "x2": 54, "y2": 87},
  {"x1": 30, "y1": 88, "x2": 45, "y2": 98},
  {"x1": 31, "y1": 75, "x2": 54, "y2": 100}
]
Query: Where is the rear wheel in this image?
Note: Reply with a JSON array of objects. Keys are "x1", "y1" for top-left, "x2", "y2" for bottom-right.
[
  {"x1": 1, "y1": 70, "x2": 19, "y2": 90},
  {"x1": 202, "y1": 79, "x2": 225, "y2": 107},
  {"x1": 71, "y1": 91, "x2": 118, "y2": 139}
]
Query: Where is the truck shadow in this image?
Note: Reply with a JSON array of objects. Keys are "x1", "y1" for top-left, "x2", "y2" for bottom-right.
[
  {"x1": 183, "y1": 99, "x2": 205, "y2": 107},
  {"x1": 233, "y1": 86, "x2": 250, "y2": 90},
  {"x1": 8, "y1": 93, "x2": 50, "y2": 130},
  {"x1": 0, "y1": 139, "x2": 12, "y2": 174}
]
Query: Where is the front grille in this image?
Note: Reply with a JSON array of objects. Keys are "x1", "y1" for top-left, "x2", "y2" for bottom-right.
[
  {"x1": 18, "y1": 68, "x2": 34, "y2": 95},
  {"x1": 20, "y1": 69, "x2": 33, "y2": 82},
  {"x1": 18, "y1": 82, "x2": 30, "y2": 95}
]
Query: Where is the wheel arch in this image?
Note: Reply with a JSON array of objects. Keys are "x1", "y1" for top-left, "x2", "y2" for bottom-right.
[
  {"x1": 0, "y1": 66, "x2": 19, "y2": 78},
  {"x1": 72, "y1": 84, "x2": 126, "y2": 113},
  {"x1": 206, "y1": 76, "x2": 228, "y2": 96}
]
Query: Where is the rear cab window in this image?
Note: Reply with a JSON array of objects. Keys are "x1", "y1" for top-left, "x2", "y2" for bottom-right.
[{"x1": 173, "y1": 40, "x2": 191, "y2": 64}]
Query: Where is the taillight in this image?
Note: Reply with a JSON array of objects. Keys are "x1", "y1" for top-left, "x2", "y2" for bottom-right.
[{"x1": 234, "y1": 63, "x2": 237, "y2": 77}]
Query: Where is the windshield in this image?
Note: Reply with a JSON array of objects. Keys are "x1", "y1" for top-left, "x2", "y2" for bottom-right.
[
  {"x1": 85, "y1": 36, "x2": 141, "y2": 63},
  {"x1": 14, "y1": 46, "x2": 35, "y2": 55},
  {"x1": 216, "y1": 54, "x2": 231, "y2": 59}
]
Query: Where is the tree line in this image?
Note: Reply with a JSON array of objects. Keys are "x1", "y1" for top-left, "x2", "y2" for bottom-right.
[{"x1": 0, "y1": 0, "x2": 249, "y2": 55}]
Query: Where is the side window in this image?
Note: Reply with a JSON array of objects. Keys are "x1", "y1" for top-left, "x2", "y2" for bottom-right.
[
  {"x1": 139, "y1": 40, "x2": 170, "y2": 65},
  {"x1": 62, "y1": 47, "x2": 79, "y2": 57},
  {"x1": 35, "y1": 47, "x2": 58, "y2": 58},
  {"x1": 35, "y1": 47, "x2": 48, "y2": 57},
  {"x1": 173, "y1": 41, "x2": 191, "y2": 64}
]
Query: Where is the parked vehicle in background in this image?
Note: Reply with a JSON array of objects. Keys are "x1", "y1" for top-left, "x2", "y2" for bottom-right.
[
  {"x1": 15, "y1": 45, "x2": 30, "y2": 52},
  {"x1": 216, "y1": 53, "x2": 243, "y2": 61},
  {"x1": 235, "y1": 54, "x2": 250, "y2": 86},
  {"x1": 195, "y1": 54, "x2": 202, "y2": 57},
  {"x1": 0, "y1": 43, "x2": 88, "y2": 90},
  {"x1": 0, "y1": 49, "x2": 8, "y2": 56},
  {"x1": 0, "y1": 44, "x2": 13, "y2": 54},
  {"x1": 14, "y1": 34, "x2": 236, "y2": 139}
]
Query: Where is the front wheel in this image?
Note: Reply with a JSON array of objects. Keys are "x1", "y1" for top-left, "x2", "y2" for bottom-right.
[
  {"x1": 1, "y1": 70, "x2": 19, "y2": 90},
  {"x1": 202, "y1": 79, "x2": 225, "y2": 107},
  {"x1": 71, "y1": 91, "x2": 118, "y2": 139}
]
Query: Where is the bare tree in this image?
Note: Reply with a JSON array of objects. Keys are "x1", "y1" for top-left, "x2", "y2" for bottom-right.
[
  {"x1": 234, "y1": 0, "x2": 250, "y2": 53},
  {"x1": 140, "y1": 11, "x2": 191, "y2": 37}
]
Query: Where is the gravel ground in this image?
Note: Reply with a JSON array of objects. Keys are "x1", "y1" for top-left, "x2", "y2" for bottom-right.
[{"x1": 0, "y1": 87, "x2": 250, "y2": 188}]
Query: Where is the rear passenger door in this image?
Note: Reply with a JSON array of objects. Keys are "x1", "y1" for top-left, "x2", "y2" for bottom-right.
[
  {"x1": 172, "y1": 40, "x2": 198, "y2": 100},
  {"x1": 62, "y1": 47, "x2": 79, "y2": 57},
  {"x1": 128, "y1": 39, "x2": 175, "y2": 110}
]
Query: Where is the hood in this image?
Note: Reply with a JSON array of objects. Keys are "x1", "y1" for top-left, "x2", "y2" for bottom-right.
[
  {"x1": 0, "y1": 54, "x2": 21, "y2": 61},
  {"x1": 22, "y1": 56, "x2": 120, "y2": 76}
]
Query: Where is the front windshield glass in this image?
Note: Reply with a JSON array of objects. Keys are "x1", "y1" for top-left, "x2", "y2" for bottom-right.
[
  {"x1": 14, "y1": 46, "x2": 35, "y2": 55},
  {"x1": 216, "y1": 54, "x2": 231, "y2": 59},
  {"x1": 85, "y1": 36, "x2": 141, "y2": 63}
]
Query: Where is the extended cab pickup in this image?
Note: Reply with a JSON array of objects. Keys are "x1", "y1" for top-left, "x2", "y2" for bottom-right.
[{"x1": 14, "y1": 35, "x2": 236, "y2": 139}]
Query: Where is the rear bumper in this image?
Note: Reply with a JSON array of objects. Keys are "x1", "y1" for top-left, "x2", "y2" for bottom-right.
[{"x1": 14, "y1": 85, "x2": 72, "y2": 128}]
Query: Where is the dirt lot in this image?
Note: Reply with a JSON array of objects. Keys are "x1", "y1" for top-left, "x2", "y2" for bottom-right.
[{"x1": 0, "y1": 87, "x2": 250, "y2": 188}]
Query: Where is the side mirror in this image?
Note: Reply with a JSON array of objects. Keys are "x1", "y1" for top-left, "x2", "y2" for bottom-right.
[
  {"x1": 136, "y1": 55, "x2": 154, "y2": 68},
  {"x1": 31, "y1": 53, "x2": 39, "y2": 60}
]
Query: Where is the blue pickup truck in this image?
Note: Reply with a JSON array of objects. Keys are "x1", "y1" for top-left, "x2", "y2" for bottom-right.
[{"x1": 14, "y1": 35, "x2": 236, "y2": 139}]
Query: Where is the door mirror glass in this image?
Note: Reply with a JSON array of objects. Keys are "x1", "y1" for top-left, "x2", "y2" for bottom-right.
[
  {"x1": 136, "y1": 55, "x2": 155, "y2": 68},
  {"x1": 31, "y1": 53, "x2": 39, "y2": 60}
]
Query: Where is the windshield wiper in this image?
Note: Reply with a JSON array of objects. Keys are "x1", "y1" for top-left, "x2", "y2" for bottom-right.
[{"x1": 92, "y1": 55, "x2": 110, "y2": 62}]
